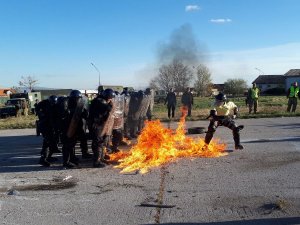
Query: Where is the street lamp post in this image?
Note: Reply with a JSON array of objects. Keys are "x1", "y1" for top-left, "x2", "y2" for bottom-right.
[
  {"x1": 255, "y1": 67, "x2": 265, "y2": 75},
  {"x1": 91, "y1": 62, "x2": 101, "y2": 86}
]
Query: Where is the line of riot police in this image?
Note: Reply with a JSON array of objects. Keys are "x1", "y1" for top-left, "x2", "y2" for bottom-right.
[{"x1": 35, "y1": 87, "x2": 154, "y2": 169}]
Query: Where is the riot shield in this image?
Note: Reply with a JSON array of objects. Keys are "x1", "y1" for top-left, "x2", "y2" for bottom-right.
[
  {"x1": 123, "y1": 94, "x2": 130, "y2": 118},
  {"x1": 138, "y1": 95, "x2": 151, "y2": 119},
  {"x1": 112, "y1": 94, "x2": 125, "y2": 130},
  {"x1": 67, "y1": 98, "x2": 84, "y2": 138},
  {"x1": 99, "y1": 100, "x2": 115, "y2": 136}
]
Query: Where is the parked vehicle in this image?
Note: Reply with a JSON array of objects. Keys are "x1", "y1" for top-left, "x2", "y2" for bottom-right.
[
  {"x1": 0, "y1": 98, "x2": 27, "y2": 118},
  {"x1": 154, "y1": 90, "x2": 167, "y2": 103}
]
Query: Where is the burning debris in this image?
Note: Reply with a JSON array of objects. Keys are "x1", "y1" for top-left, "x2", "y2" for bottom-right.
[{"x1": 110, "y1": 110, "x2": 227, "y2": 174}]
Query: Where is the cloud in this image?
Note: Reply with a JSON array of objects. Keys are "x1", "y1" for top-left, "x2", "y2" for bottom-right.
[
  {"x1": 210, "y1": 18, "x2": 232, "y2": 23},
  {"x1": 185, "y1": 5, "x2": 200, "y2": 12}
]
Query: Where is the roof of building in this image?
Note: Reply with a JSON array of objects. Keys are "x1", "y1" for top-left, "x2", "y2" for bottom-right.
[
  {"x1": 252, "y1": 75, "x2": 285, "y2": 84},
  {"x1": 0, "y1": 88, "x2": 12, "y2": 97},
  {"x1": 284, "y1": 69, "x2": 300, "y2": 76}
]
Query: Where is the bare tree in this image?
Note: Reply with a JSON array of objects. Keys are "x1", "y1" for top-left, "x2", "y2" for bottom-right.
[
  {"x1": 194, "y1": 64, "x2": 212, "y2": 97},
  {"x1": 151, "y1": 59, "x2": 193, "y2": 91},
  {"x1": 157, "y1": 64, "x2": 174, "y2": 91},
  {"x1": 171, "y1": 59, "x2": 193, "y2": 92},
  {"x1": 149, "y1": 78, "x2": 159, "y2": 90},
  {"x1": 224, "y1": 78, "x2": 248, "y2": 97},
  {"x1": 18, "y1": 75, "x2": 39, "y2": 92},
  {"x1": 11, "y1": 86, "x2": 21, "y2": 93}
]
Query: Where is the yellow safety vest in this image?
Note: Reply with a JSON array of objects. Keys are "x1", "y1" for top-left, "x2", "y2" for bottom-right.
[
  {"x1": 214, "y1": 101, "x2": 237, "y2": 116},
  {"x1": 251, "y1": 88, "x2": 259, "y2": 99},
  {"x1": 289, "y1": 86, "x2": 300, "y2": 98}
]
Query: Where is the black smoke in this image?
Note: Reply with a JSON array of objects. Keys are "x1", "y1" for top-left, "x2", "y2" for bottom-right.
[{"x1": 157, "y1": 24, "x2": 202, "y2": 66}]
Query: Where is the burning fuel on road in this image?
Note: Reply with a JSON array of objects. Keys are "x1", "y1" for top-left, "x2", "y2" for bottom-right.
[{"x1": 110, "y1": 109, "x2": 227, "y2": 174}]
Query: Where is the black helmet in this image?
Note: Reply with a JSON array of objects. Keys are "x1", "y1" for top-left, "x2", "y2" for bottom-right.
[
  {"x1": 48, "y1": 95, "x2": 58, "y2": 105},
  {"x1": 102, "y1": 88, "x2": 115, "y2": 100},
  {"x1": 215, "y1": 93, "x2": 227, "y2": 101},
  {"x1": 145, "y1": 88, "x2": 151, "y2": 95},
  {"x1": 137, "y1": 90, "x2": 144, "y2": 97},
  {"x1": 69, "y1": 90, "x2": 82, "y2": 98}
]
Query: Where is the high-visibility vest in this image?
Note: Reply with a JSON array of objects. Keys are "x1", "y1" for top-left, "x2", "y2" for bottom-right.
[
  {"x1": 289, "y1": 86, "x2": 300, "y2": 98},
  {"x1": 251, "y1": 88, "x2": 259, "y2": 99},
  {"x1": 214, "y1": 101, "x2": 237, "y2": 116}
]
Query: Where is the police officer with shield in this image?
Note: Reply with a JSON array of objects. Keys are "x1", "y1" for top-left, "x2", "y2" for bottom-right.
[
  {"x1": 36, "y1": 95, "x2": 60, "y2": 167},
  {"x1": 89, "y1": 89, "x2": 115, "y2": 167},
  {"x1": 61, "y1": 90, "x2": 88, "y2": 168}
]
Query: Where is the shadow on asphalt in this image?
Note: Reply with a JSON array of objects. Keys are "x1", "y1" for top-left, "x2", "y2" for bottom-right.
[
  {"x1": 146, "y1": 216, "x2": 300, "y2": 225},
  {"x1": 0, "y1": 135, "x2": 94, "y2": 173},
  {"x1": 248, "y1": 123, "x2": 300, "y2": 130},
  {"x1": 243, "y1": 136, "x2": 300, "y2": 144}
]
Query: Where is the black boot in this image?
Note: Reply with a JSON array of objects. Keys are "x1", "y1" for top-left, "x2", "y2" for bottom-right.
[
  {"x1": 39, "y1": 157, "x2": 50, "y2": 167},
  {"x1": 63, "y1": 162, "x2": 75, "y2": 169},
  {"x1": 82, "y1": 152, "x2": 92, "y2": 159},
  {"x1": 93, "y1": 158, "x2": 106, "y2": 168},
  {"x1": 233, "y1": 129, "x2": 244, "y2": 150}
]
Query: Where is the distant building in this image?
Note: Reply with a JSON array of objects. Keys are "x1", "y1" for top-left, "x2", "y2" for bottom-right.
[
  {"x1": 252, "y1": 69, "x2": 300, "y2": 93},
  {"x1": 284, "y1": 69, "x2": 300, "y2": 91},
  {"x1": 0, "y1": 88, "x2": 13, "y2": 97},
  {"x1": 252, "y1": 75, "x2": 285, "y2": 93}
]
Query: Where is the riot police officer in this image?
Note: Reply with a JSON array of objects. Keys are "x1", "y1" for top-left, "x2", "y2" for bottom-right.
[
  {"x1": 127, "y1": 91, "x2": 141, "y2": 138},
  {"x1": 61, "y1": 90, "x2": 88, "y2": 168},
  {"x1": 36, "y1": 95, "x2": 60, "y2": 167},
  {"x1": 89, "y1": 88, "x2": 115, "y2": 167},
  {"x1": 121, "y1": 87, "x2": 131, "y2": 139}
]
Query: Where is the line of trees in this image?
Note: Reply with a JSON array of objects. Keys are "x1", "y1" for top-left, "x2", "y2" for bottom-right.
[{"x1": 149, "y1": 59, "x2": 248, "y2": 97}]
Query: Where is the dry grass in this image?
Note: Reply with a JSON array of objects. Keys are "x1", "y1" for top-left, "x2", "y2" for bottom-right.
[{"x1": 0, "y1": 114, "x2": 36, "y2": 129}]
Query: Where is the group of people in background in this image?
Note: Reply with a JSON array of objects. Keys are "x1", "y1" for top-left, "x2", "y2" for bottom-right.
[
  {"x1": 246, "y1": 81, "x2": 300, "y2": 114},
  {"x1": 165, "y1": 87, "x2": 194, "y2": 119},
  {"x1": 36, "y1": 87, "x2": 154, "y2": 169},
  {"x1": 166, "y1": 82, "x2": 300, "y2": 119}
]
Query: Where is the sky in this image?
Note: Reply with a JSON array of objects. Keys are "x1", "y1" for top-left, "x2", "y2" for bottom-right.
[{"x1": 0, "y1": 0, "x2": 299, "y2": 90}]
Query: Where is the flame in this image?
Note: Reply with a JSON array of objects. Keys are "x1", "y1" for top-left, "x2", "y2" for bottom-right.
[{"x1": 110, "y1": 107, "x2": 227, "y2": 174}]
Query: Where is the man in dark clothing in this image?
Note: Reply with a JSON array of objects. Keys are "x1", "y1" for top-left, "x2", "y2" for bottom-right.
[
  {"x1": 165, "y1": 88, "x2": 176, "y2": 119},
  {"x1": 89, "y1": 89, "x2": 115, "y2": 167},
  {"x1": 181, "y1": 87, "x2": 193, "y2": 117},
  {"x1": 36, "y1": 95, "x2": 60, "y2": 167}
]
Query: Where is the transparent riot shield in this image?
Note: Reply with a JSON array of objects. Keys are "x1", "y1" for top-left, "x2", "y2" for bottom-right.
[{"x1": 112, "y1": 94, "x2": 125, "y2": 130}]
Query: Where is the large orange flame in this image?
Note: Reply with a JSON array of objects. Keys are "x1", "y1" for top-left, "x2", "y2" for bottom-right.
[{"x1": 110, "y1": 108, "x2": 227, "y2": 174}]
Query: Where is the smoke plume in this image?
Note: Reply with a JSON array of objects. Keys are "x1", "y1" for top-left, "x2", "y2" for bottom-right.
[{"x1": 157, "y1": 24, "x2": 203, "y2": 66}]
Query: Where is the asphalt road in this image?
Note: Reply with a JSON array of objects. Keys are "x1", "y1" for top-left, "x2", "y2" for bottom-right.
[{"x1": 0, "y1": 117, "x2": 299, "y2": 225}]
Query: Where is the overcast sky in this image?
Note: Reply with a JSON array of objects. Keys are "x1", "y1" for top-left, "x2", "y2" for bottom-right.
[{"x1": 0, "y1": 0, "x2": 299, "y2": 89}]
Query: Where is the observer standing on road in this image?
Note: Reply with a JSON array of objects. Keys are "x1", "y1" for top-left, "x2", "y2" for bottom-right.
[
  {"x1": 165, "y1": 88, "x2": 176, "y2": 119},
  {"x1": 181, "y1": 87, "x2": 193, "y2": 117},
  {"x1": 247, "y1": 83, "x2": 260, "y2": 114},
  {"x1": 287, "y1": 82, "x2": 300, "y2": 113}
]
